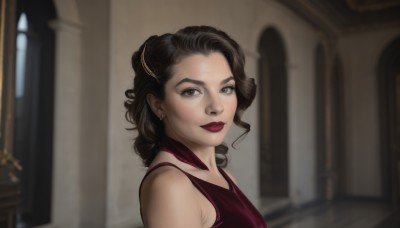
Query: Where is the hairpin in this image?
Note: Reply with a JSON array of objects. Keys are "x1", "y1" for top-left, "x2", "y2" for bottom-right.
[{"x1": 140, "y1": 44, "x2": 158, "y2": 81}]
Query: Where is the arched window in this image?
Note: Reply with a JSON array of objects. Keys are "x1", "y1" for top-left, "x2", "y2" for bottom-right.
[
  {"x1": 15, "y1": 13, "x2": 28, "y2": 98},
  {"x1": 13, "y1": 1, "x2": 56, "y2": 225}
]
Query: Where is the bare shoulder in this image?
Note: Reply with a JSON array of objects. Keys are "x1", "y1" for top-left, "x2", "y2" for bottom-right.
[
  {"x1": 141, "y1": 165, "x2": 192, "y2": 194},
  {"x1": 141, "y1": 165, "x2": 193, "y2": 205},
  {"x1": 140, "y1": 165, "x2": 202, "y2": 227}
]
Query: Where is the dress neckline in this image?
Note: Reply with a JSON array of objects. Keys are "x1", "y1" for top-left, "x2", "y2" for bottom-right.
[
  {"x1": 160, "y1": 136, "x2": 209, "y2": 171},
  {"x1": 159, "y1": 137, "x2": 235, "y2": 192}
]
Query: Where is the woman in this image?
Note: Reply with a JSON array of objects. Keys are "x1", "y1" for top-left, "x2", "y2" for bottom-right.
[{"x1": 125, "y1": 26, "x2": 267, "y2": 228}]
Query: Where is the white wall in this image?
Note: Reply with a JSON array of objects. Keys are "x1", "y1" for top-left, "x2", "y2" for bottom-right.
[
  {"x1": 51, "y1": 1, "x2": 82, "y2": 227},
  {"x1": 51, "y1": 0, "x2": 110, "y2": 227},
  {"x1": 339, "y1": 28, "x2": 400, "y2": 197},
  {"x1": 76, "y1": 0, "x2": 110, "y2": 227}
]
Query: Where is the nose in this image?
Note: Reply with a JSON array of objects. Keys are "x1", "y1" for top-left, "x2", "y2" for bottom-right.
[{"x1": 205, "y1": 93, "x2": 224, "y2": 115}]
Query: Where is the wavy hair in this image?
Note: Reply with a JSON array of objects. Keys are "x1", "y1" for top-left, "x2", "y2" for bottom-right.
[{"x1": 124, "y1": 26, "x2": 256, "y2": 167}]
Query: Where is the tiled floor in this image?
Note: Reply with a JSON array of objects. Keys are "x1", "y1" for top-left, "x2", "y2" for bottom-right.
[
  {"x1": 28, "y1": 199, "x2": 398, "y2": 228},
  {"x1": 266, "y1": 200, "x2": 397, "y2": 228}
]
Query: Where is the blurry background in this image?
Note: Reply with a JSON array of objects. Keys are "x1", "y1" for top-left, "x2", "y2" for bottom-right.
[{"x1": 1, "y1": 0, "x2": 400, "y2": 227}]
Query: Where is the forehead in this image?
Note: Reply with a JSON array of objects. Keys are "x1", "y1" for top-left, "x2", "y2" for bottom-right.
[{"x1": 168, "y1": 52, "x2": 233, "y2": 83}]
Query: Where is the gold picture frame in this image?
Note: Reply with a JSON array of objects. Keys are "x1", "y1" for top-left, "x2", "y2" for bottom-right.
[
  {"x1": 0, "y1": 0, "x2": 20, "y2": 182},
  {"x1": 0, "y1": 0, "x2": 6, "y2": 139}
]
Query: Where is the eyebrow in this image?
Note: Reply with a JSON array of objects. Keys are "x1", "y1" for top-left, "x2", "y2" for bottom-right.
[{"x1": 175, "y1": 76, "x2": 235, "y2": 88}]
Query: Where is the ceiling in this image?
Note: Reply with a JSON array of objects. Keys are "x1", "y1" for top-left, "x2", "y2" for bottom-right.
[{"x1": 278, "y1": 0, "x2": 400, "y2": 36}]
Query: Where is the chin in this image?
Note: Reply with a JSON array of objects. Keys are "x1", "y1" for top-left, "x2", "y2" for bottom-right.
[
  {"x1": 170, "y1": 127, "x2": 229, "y2": 148},
  {"x1": 178, "y1": 134, "x2": 224, "y2": 149},
  {"x1": 200, "y1": 133, "x2": 227, "y2": 146}
]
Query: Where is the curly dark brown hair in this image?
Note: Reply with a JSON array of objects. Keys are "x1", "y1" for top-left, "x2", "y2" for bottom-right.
[{"x1": 124, "y1": 26, "x2": 256, "y2": 167}]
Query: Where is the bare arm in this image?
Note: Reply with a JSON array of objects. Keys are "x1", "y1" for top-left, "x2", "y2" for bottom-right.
[{"x1": 140, "y1": 167, "x2": 203, "y2": 228}]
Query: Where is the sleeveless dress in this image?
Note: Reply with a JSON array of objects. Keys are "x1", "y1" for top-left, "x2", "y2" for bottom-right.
[{"x1": 139, "y1": 137, "x2": 267, "y2": 228}]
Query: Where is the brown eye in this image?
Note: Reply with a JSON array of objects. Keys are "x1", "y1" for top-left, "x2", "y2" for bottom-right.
[
  {"x1": 181, "y1": 88, "x2": 201, "y2": 97},
  {"x1": 221, "y1": 86, "x2": 235, "y2": 95}
]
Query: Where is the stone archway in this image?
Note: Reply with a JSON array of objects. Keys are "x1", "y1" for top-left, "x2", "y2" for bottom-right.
[{"x1": 258, "y1": 27, "x2": 289, "y2": 198}]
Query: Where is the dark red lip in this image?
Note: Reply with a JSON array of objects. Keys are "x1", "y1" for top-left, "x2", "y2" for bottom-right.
[{"x1": 201, "y1": 122, "x2": 225, "y2": 132}]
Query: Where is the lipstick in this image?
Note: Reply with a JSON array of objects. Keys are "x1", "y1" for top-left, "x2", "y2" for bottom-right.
[{"x1": 201, "y1": 122, "x2": 225, "y2": 132}]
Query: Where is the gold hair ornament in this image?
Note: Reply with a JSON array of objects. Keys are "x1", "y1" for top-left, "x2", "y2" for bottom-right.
[{"x1": 140, "y1": 44, "x2": 158, "y2": 81}]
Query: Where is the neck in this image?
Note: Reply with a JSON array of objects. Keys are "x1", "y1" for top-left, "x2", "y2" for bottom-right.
[
  {"x1": 191, "y1": 146, "x2": 219, "y2": 172},
  {"x1": 163, "y1": 135, "x2": 219, "y2": 172}
]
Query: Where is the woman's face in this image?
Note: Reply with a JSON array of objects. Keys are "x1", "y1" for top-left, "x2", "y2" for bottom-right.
[{"x1": 161, "y1": 52, "x2": 237, "y2": 150}]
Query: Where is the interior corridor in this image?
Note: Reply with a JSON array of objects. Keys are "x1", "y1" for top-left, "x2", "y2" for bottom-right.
[{"x1": 266, "y1": 199, "x2": 398, "y2": 228}]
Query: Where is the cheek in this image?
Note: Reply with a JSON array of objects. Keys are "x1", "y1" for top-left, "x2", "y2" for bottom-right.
[
  {"x1": 226, "y1": 97, "x2": 237, "y2": 116},
  {"x1": 166, "y1": 100, "x2": 201, "y2": 123}
]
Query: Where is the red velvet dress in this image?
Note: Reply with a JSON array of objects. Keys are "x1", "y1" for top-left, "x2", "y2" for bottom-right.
[{"x1": 139, "y1": 137, "x2": 267, "y2": 228}]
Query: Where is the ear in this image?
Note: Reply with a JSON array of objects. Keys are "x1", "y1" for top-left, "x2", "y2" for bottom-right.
[{"x1": 146, "y1": 93, "x2": 164, "y2": 118}]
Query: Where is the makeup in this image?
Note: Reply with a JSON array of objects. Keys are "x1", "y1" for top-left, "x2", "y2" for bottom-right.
[{"x1": 201, "y1": 122, "x2": 225, "y2": 132}]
